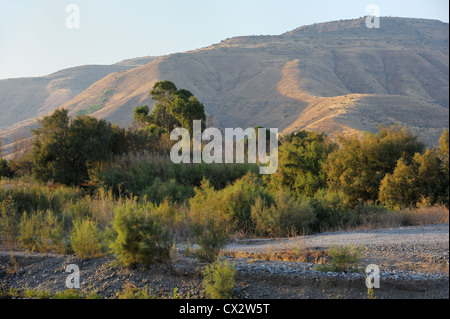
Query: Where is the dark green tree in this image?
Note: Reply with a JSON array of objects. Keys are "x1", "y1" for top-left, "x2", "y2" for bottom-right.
[
  {"x1": 134, "y1": 81, "x2": 206, "y2": 134},
  {"x1": 31, "y1": 109, "x2": 128, "y2": 186},
  {"x1": 0, "y1": 159, "x2": 13, "y2": 178}
]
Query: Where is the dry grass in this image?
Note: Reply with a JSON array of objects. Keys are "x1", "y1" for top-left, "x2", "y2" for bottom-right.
[
  {"x1": 359, "y1": 205, "x2": 449, "y2": 230},
  {"x1": 224, "y1": 230, "x2": 328, "y2": 264}
]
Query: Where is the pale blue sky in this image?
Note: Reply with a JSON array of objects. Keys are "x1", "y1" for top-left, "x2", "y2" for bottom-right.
[{"x1": 0, "y1": 0, "x2": 448, "y2": 80}]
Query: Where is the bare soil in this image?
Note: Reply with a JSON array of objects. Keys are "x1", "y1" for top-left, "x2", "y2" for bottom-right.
[{"x1": 0, "y1": 224, "x2": 448, "y2": 299}]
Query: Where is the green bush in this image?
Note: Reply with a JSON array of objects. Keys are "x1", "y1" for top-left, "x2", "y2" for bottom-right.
[
  {"x1": 109, "y1": 200, "x2": 172, "y2": 268},
  {"x1": 117, "y1": 283, "x2": 155, "y2": 299},
  {"x1": 70, "y1": 219, "x2": 103, "y2": 259},
  {"x1": 202, "y1": 258, "x2": 236, "y2": 299},
  {"x1": 98, "y1": 152, "x2": 258, "y2": 199},
  {"x1": 141, "y1": 178, "x2": 194, "y2": 204},
  {"x1": 0, "y1": 159, "x2": 13, "y2": 178},
  {"x1": 18, "y1": 210, "x2": 65, "y2": 254},
  {"x1": 251, "y1": 189, "x2": 314, "y2": 237},
  {"x1": 220, "y1": 173, "x2": 272, "y2": 232},
  {"x1": 0, "y1": 183, "x2": 81, "y2": 216},
  {"x1": 315, "y1": 244, "x2": 365, "y2": 273},
  {"x1": 0, "y1": 199, "x2": 18, "y2": 247},
  {"x1": 189, "y1": 180, "x2": 232, "y2": 262},
  {"x1": 309, "y1": 189, "x2": 350, "y2": 232}
]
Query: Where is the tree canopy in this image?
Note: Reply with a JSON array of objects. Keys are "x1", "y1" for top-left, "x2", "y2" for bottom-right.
[
  {"x1": 325, "y1": 125, "x2": 424, "y2": 207},
  {"x1": 31, "y1": 109, "x2": 127, "y2": 185},
  {"x1": 134, "y1": 81, "x2": 206, "y2": 134}
]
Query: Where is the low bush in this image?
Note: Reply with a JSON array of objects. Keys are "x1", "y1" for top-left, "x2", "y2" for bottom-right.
[
  {"x1": 70, "y1": 219, "x2": 103, "y2": 259},
  {"x1": 109, "y1": 200, "x2": 172, "y2": 268},
  {"x1": 98, "y1": 152, "x2": 258, "y2": 200},
  {"x1": 220, "y1": 173, "x2": 272, "y2": 233},
  {"x1": 251, "y1": 189, "x2": 314, "y2": 237},
  {"x1": 315, "y1": 244, "x2": 365, "y2": 273},
  {"x1": 18, "y1": 210, "x2": 65, "y2": 254},
  {"x1": 116, "y1": 283, "x2": 155, "y2": 299},
  {"x1": 0, "y1": 199, "x2": 18, "y2": 247},
  {"x1": 202, "y1": 258, "x2": 236, "y2": 299},
  {"x1": 189, "y1": 180, "x2": 232, "y2": 262}
]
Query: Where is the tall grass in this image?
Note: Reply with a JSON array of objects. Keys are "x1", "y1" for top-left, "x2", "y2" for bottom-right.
[{"x1": 98, "y1": 151, "x2": 259, "y2": 200}]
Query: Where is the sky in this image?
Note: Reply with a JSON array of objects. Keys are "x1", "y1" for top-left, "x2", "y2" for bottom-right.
[{"x1": 0, "y1": 0, "x2": 448, "y2": 80}]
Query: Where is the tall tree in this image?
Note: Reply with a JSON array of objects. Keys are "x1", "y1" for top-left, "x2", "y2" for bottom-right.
[{"x1": 134, "y1": 81, "x2": 206, "y2": 134}]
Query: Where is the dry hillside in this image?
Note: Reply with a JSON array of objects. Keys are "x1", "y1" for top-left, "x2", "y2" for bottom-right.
[{"x1": 0, "y1": 17, "x2": 448, "y2": 158}]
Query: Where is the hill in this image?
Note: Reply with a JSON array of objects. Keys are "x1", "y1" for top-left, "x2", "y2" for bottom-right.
[{"x1": 0, "y1": 17, "x2": 448, "y2": 158}]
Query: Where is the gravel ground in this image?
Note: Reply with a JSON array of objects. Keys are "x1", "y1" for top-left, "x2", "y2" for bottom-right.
[{"x1": 0, "y1": 224, "x2": 448, "y2": 299}]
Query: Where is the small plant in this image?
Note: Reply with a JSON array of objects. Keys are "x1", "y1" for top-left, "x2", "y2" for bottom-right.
[
  {"x1": 53, "y1": 289, "x2": 84, "y2": 299},
  {"x1": 315, "y1": 244, "x2": 365, "y2": 273},
  {"x1": 116, "y1": 283, "x2": 154, "y2": 299},
  {"x1": 366, "y1": 288, "x2": 377, "y2": 299},
  {"x1": 70, "y1": 218, "x2": 103, "y2": 259},
  {"x1": 0, "y1": 199, "x2": 18, "y2": 248},
  {"x1": 18, "y1": 210, "x2": 65, "y2": 254},
  {"x1": 202, "y1": 258, "x2": 237, "y2": 299},
  {"x1": 171, "y1": 287, "x2": 189, "y2": 299}
]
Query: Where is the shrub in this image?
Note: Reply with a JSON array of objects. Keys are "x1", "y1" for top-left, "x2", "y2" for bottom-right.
[
  {"x1": 315, "y1": 244, "x2": 365, "y2": 273},
  {"x1": 117, "y1": 283, "x2": 155, "y2": 299},
  {"x1": 98, "y1": 152, "x2": 258, "y2": 199},
  {"x1": 0, "y1": 159, "x2": 13, "y2": 178},
  {"x1": 18, "y1": 210, "x2": 65, "y2": 254},
  {"x1": 70, "y1": 219, "x2": 103, "y2": 259},
  {"x1": 141, "y1": 178, "x2": 194, "y2": 204},
  {"x1": 220, "y1": 173, "x2": 272, "y2": 232},
  {"x1": 109, "y1": 200, "x2": 172, "y2": 268},
  {"x1": 326, "y1": 125, "x2": 424, "y2": 207},
  {"x1": 202, "y1": 258, "x2": 236, "y2": 299},
  {"x1": 251, "y1": 189, "x2": 314, "y2": 237},
  {"x1": 309, "y1": 189, "x2": 350, "y2": 232},
  {"x1": 189, "y1": 180, "x2": 232, "y2": 262},
  {"x1": 0, "y1": 183, "x2": 81, "y2": 217},
  {"x1": 0, "y1": 199, "x2": 18, "y2": 247}
]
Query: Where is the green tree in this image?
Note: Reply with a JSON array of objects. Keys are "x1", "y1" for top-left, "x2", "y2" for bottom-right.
[
  {"x1": 271, "y1": 130, "x2": 337, "y2": 197},
  {"x1": 379, "y1": 148, "x2": 449, "y2": 210},
  {"x1": 379, "y1": 158, "x2": 419, "y2": 210},
  {"x1": 31, "y1": 109, "x2": 71, "y2": 184},
  {"x1": 438, "y1": 130, "x2": 449, "y2": 203},
  {"x1": 134, "y1": 81, "x2": 206, "y2": 134},
  {"x1": 0, "y1": 159, "x2": 13, "y2": 178},
  {"x1": 31, "y1": 109, "x2": 128, "y2": 186},
  {"x1": 325, "y1": 125, "x2": 424, "y2": 207}
]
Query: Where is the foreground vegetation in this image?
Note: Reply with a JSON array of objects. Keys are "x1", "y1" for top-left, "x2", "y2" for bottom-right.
[{"x1": 0, "y1": 81, "x2": 448, "y2": 273}]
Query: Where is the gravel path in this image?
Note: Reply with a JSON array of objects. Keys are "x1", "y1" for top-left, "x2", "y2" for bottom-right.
[
  {"x1": 225, "y1": 223, "x2": 449, "y2": 253},
  {"x1": 1, "y1": 224, "x2": 448, "y2": 299}
]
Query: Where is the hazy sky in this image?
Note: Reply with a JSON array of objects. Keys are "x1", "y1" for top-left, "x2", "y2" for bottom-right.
[{"x1": 0, "y1": 0, "x2": 448, "y2": 80}]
